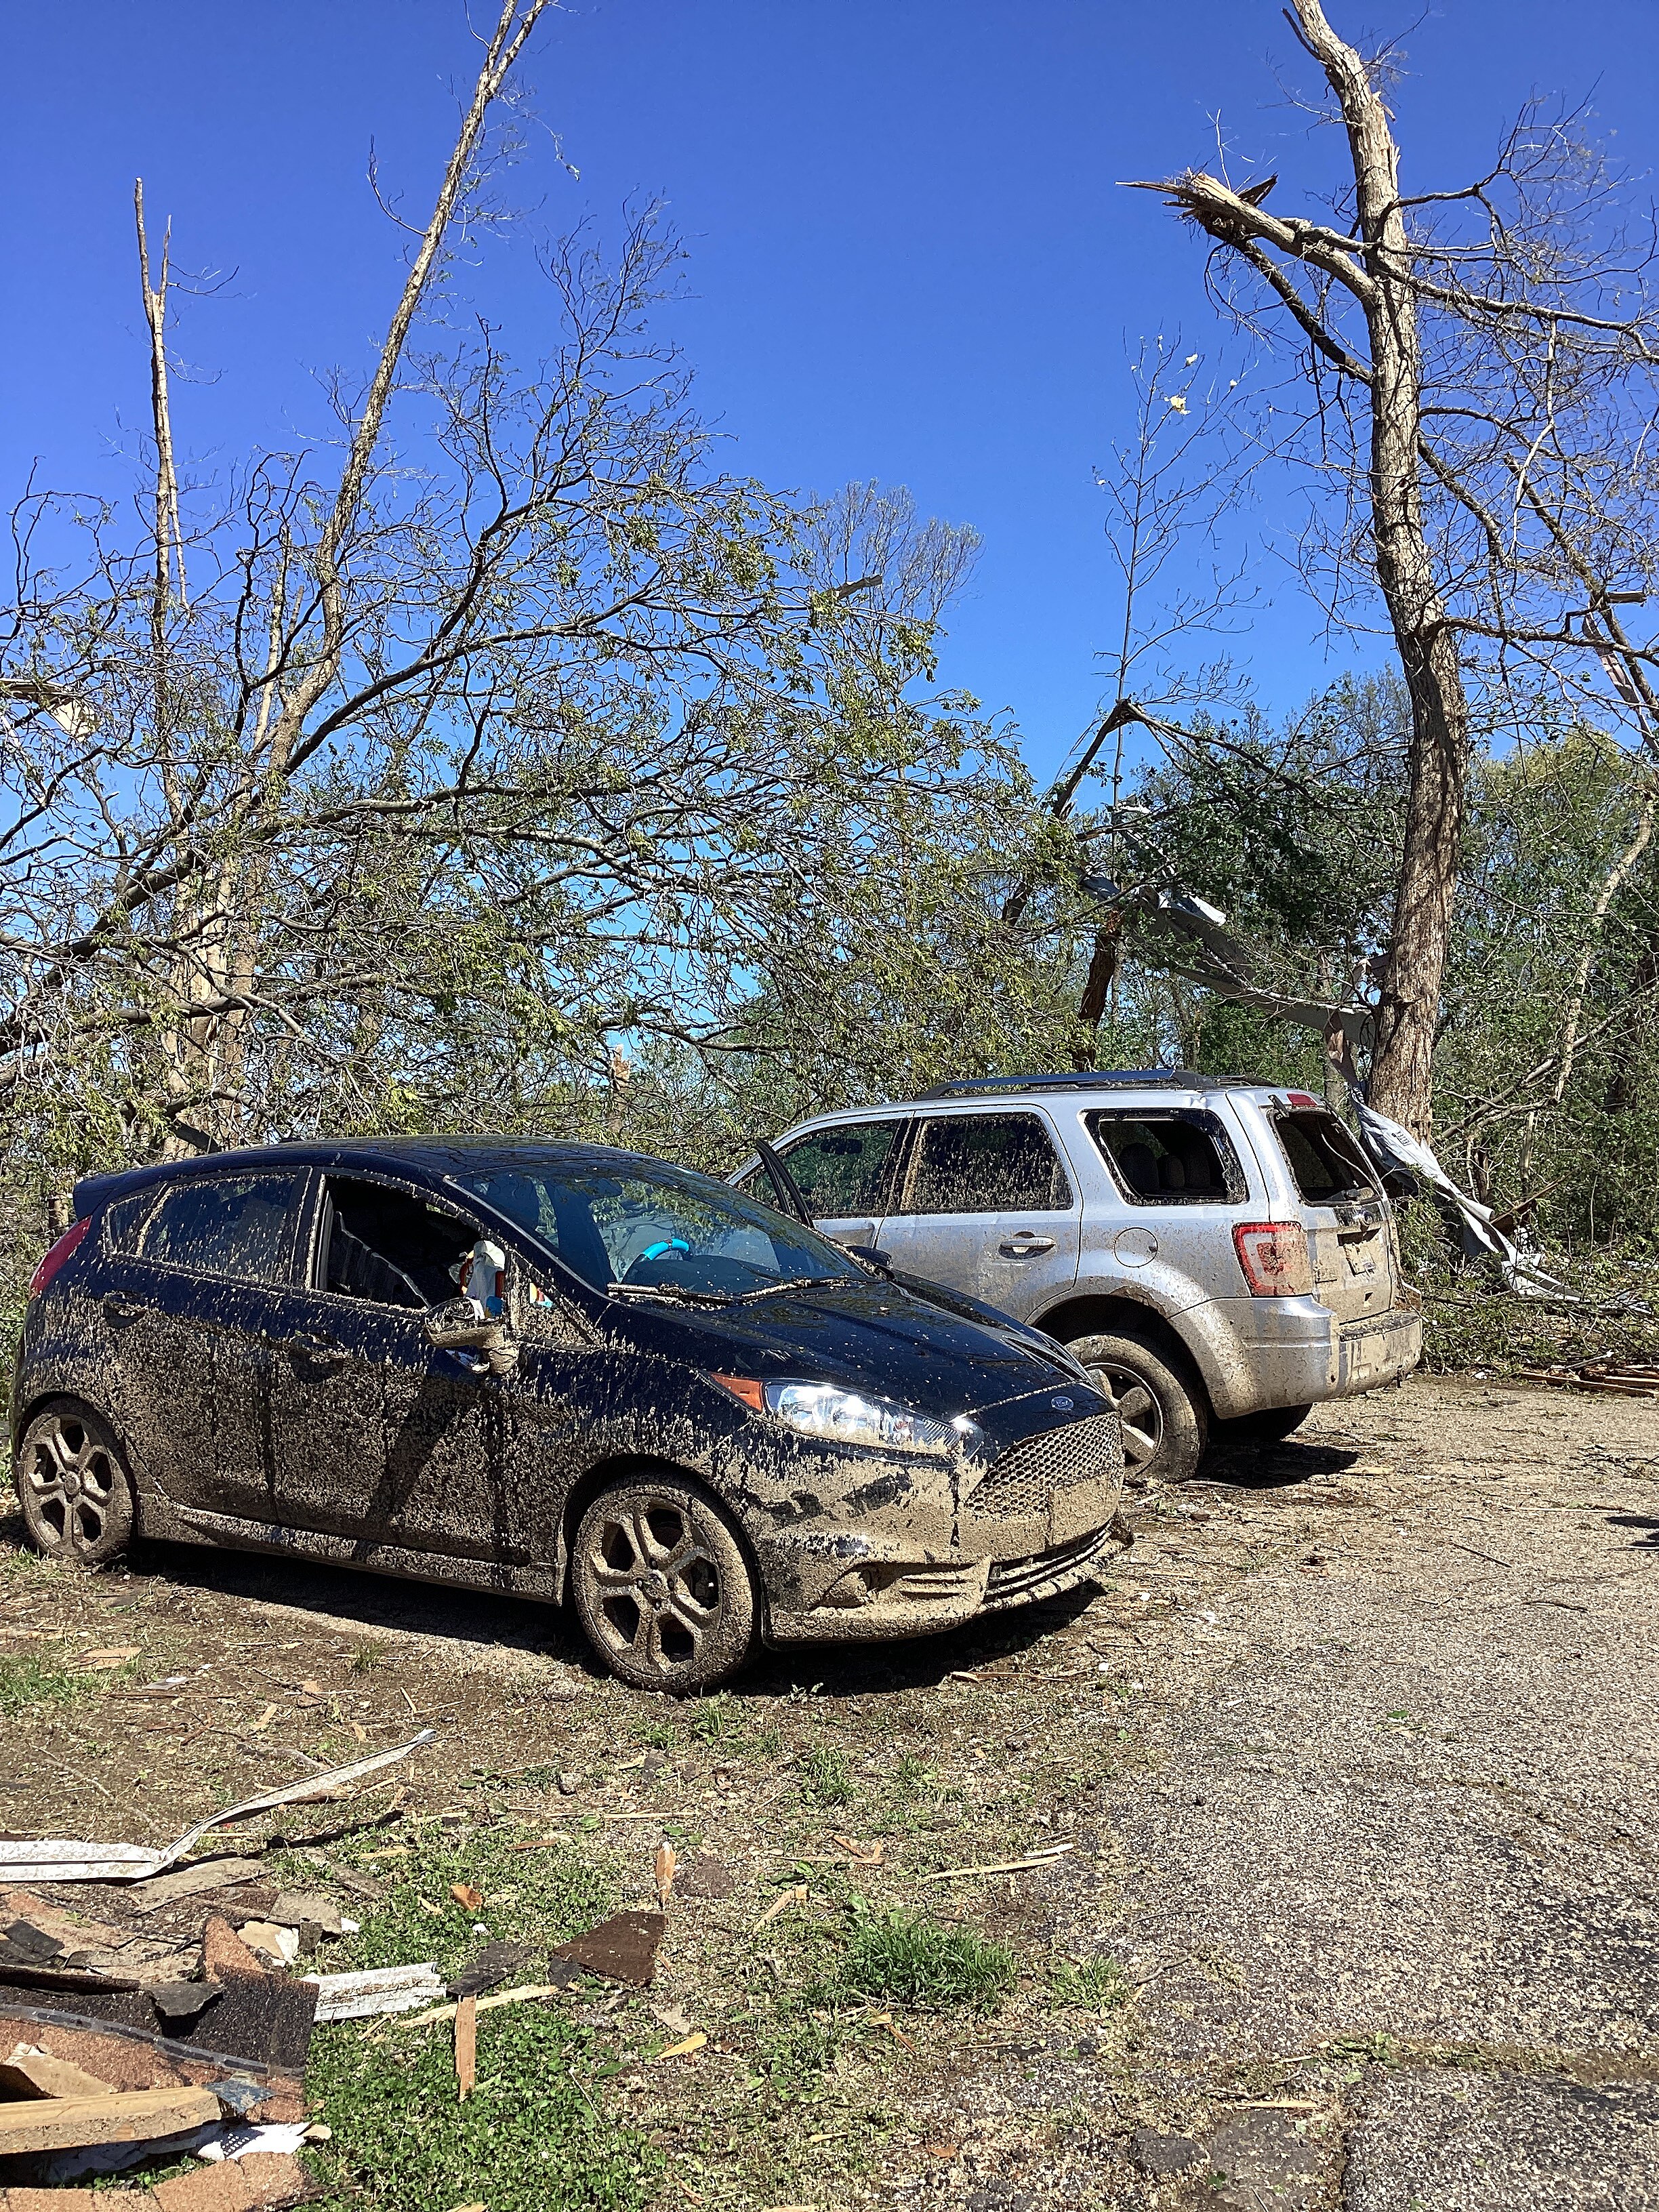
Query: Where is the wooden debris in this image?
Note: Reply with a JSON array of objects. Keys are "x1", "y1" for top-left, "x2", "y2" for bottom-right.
[
  {"x1": 450, "y1": 1883, "x2": 484, "y2": 1913},
  {"x1": 652, "y1": 2030, "x2": 705, "y2": 2060},
  {"x1": 454, "y1": 1991, "x2": 477, "y2": 2100},
  {"x1": 920, "y1": 1843, "x2": 1075, "y2": 1881},
  {"x1": 397, "y1": 1981, "x2": 570, "y2": 2030},
  {"x1": 653, "y1": 1842, "x2": 678, "y2": 1906},
  {"x1": 1517, "y1": 1359, "x2": 1659, "y2": 1399},
  {"x1": 754, "y1": 1884, "x2": 808, "y2": 1930},
  {"x1": 0, "y1": 2045, "x2": 118, "y2": 2099},
  {"x1": 0, "y1": 2081, "x2": 220, "y2": 2154}
]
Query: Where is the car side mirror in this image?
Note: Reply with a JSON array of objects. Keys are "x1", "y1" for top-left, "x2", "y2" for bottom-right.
[
  {"x1": 425, "y1": 1296, "x2": 518, "y2": 1374},
  {"x1": 845, "y1": 1245, "x2": 894, "y2": 1275}
]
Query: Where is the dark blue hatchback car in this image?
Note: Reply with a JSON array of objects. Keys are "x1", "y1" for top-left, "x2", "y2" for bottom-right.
[{"x1": 12, "y1": 1139, "x2": 1124, "y2": 1690}]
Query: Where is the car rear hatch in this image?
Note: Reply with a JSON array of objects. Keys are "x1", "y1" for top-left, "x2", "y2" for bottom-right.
[{"x1": 1265, "y1": 1101, "x2": 1399, "y2": 1324}]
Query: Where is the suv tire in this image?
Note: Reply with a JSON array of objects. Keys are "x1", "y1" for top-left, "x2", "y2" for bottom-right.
[
  {"x1": 571, "y1": 1471, "x2": 757, "y2": 1693},
  {"x1": 16, "y1": 1401, "x2": 136, "y2": 1567},
  {"x1": 1065, "y1": 1332, "x2": 1208, "y2": 1487}
]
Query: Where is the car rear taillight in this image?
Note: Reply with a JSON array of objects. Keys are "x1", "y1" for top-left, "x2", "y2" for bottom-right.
[
  {"x1": 28, "y1": 1216, "x2": 90, "y2": 1298},
  {"x1": 1232, "y1": 1221, "x2": 1313, "y2": 1296}
]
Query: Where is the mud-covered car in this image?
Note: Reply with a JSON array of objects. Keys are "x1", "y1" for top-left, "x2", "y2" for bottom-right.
[{"x1": 12, "y1": 1139, "x2": 1124, "y2": 1690}]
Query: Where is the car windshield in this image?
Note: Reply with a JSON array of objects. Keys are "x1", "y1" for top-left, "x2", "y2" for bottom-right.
[{"x1": 452, "y1": 1158, "x2": 866, "y2": 1303}]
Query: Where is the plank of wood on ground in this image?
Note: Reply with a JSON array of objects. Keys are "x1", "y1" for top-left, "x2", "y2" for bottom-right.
[{"x1": 0, "y1": 2081, "x2": 220, "y2": 2153}]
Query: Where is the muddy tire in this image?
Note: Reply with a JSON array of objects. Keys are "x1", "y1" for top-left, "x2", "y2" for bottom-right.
[
  {"x1": 1217, "y1": 1402, "x2": 1313, "y2": 1446},
  {"x1": 1065, "y1": 1331, "x2": 1208, "y2": 1487},
  {"x1": 571, "y1": 1473, "x2": 756, "y2": 1694},
  {"x1": 15, "y1": 1401, "x2": 135, "y2": 1567}
]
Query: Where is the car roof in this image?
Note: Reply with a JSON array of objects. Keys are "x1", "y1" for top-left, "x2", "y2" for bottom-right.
[
  {"x1": 918, "y1": 1069, "x2": 1267, "y2": 1099},
  {"x1": 71, "y1": 1135, "x2": 687, "y2": 1221}
]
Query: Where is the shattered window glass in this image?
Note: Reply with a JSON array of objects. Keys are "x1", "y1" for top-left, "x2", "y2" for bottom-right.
[
  {"x1": 898, "y1": 1113, "x2": 1072, "y2": 1216},
  {"x1": 323, "y1": 1178, "x2": 478, "y2": 1309},
  {"x1": 778, "y1": 1121, "x2": 903, "y2": 1215},
  {"x1": 1271, "y1": 1109, "x2": 1378, "y2": 1204},
  {"x1": 1088, "y1": 1110, "x2": 1246, "y2": 1206},
  {"x1": 458, "y1": 1160, "x2": 865, "y2": 1301},
  {"x1": 136, "y1": 1173, "x2": 303, "y2": 1282}
]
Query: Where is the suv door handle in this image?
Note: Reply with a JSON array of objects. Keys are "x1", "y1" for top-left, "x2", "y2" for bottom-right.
[
  {"x1": 103, "y1": 1293, "x2": 150, "y2": 1324},
  {"x1": 291, "y1": 1331, "x2": 350, "y2": 1369},
  {"x1": 1002, "y1": 1232, "x2": 1056, "y2": 1256}
]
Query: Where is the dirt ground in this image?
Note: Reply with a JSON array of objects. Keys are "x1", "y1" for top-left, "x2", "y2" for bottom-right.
[{"x1": 3, "y1": 1372, "x2": 1656, "y2": 2211}]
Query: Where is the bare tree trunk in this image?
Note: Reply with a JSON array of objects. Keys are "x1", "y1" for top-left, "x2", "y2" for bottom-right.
[{"x1": 1281, "y1": 3, "x2": 1469, "y2": 1134}]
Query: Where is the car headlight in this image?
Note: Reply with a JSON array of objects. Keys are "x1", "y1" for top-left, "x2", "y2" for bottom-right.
[{"x1": 762, "y1": 1380, "x2": 979, "y2": 1458}]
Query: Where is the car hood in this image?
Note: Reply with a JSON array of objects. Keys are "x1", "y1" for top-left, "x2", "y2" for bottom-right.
[{"x1": 600, "y1": 1274, "x2": 1078, "y2": 1421}]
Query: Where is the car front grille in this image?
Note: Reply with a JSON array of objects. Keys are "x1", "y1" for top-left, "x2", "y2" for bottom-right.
[{"x1": 968, "y1": 1414, "x2": 1122, "y2": 1520}]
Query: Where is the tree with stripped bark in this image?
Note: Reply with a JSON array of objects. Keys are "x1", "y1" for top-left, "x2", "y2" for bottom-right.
[{"x1": 1124, "y1": 0, "x2": 1659, "y2": 1136}]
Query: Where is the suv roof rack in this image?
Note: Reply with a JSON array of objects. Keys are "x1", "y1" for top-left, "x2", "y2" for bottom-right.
[{"x1": 917, "y1": 1069, "x2": 1262, "y2": 1101}]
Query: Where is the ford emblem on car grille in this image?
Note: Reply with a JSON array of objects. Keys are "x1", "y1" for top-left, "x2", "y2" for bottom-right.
[{"x1": 1050, "y1": 1395, "x2": 1074, "y2": 1411}]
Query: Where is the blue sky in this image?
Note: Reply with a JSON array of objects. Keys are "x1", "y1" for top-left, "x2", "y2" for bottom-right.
[{"x1": 5, "y1": 0, "x2": 1657, "y2": 783}]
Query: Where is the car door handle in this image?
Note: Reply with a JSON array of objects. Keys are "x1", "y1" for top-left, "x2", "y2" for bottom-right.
[
  {"x1": 1002, "y1": 1233, "x2": 1056, "y2": 1256},
  {"x1": 102, "y1": 1293, "x2": 150, "y2": 1324},
  {"x1": 291, "y1": 1331, "x2": 350, "y2": 1369}
]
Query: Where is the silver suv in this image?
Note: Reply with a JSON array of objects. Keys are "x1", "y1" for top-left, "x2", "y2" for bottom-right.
[{"x1": 739, "y1": 1072, "x2": 1422, "y2": 1484}]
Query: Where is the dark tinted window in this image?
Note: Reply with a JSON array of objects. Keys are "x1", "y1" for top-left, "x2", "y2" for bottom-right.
[
  {"x1": 900, "y1": 1113, "x2": 1072, "y2": 1215},
  {"x1": 323, "y1": 1178, "x2": 478, "y2": 1310},
  {"x1": 134, "y1": 1174, "x2": 302, "y2": 1282},
  {"x1": 779, "y1": 1121, "x2": 903, "y2": 1216},
  {"x1": 1271, "y1": 1109, "x2": 1378, "y2": 1204},
  {"x1": 1090, "y1": 1111, "x2": 1246, "y2": 1206}
]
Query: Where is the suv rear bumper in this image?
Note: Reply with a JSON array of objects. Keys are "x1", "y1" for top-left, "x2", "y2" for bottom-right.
[{"x1": 1188, "y1": 1296, "x2": 1422, "y2": 1414}]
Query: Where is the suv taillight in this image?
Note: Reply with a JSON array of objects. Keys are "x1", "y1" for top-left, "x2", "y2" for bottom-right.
[
  {"x1": 1232, "y1": 1221, "x2": 1312, "y2": 1296},
  {"x1": 28, "y1": 1217, "x2": 89, "y2": 1298}
]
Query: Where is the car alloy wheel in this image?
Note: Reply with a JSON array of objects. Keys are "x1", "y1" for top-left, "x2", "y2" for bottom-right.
[
  {"x1": 1089, "y1": 1359, "x2": 1165, "y2": 1473},
  {"x1": 1063, "y1": 1329, "x2": 1208, "y2": 1486},
  {"x1": 17, "y1": 1404, "x2": 135, "y2": 1565},
  {"x1": 571, "y1": 1474, "x2": 756, "y2": 1693}
]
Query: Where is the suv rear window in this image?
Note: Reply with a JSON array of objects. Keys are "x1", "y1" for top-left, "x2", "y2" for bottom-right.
[
  {"x1": 1089, "y1": 1110, "x2": 1245, "y2": 1206},
  {"x1": 1271, "y1": 1108, "x2": 1378, "y2": 1204}
]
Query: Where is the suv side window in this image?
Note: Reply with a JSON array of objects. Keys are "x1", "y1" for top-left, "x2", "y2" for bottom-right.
[
  {"x1": 1088, "y1": 1110, "x2": 1245, "y2": 1206},
  {"x1": 779, "y1": 1120, "x2": 904, "y2": 1216},
  {"x1": 127, "y1": 1173, "x2": 304, "y2": 1282},
  {"x1": 319, "y1": 1177, "x2": 479, "y2": 1311},
  {"x1": 898, "y1": 1113, "x2": 1072, "y2": 1215}
]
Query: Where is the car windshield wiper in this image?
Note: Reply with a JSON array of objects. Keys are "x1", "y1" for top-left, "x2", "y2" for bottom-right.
[
  {"x1": 608, "y1": 1281, "x2": 733, "y2": 1307},
  {"x1": 730, "y1": 1275, "x2": 852, "y2": 1305}
]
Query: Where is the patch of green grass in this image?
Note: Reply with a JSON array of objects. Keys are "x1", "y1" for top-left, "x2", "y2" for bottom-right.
[
  {"x1": 688, "y1": 1694, "x2": 737, "y2": 1744},
  {"x1": 311, "y1": 1820, "x2": 616, "y2": 1982},
  {"x1": 630, "y1": 1713, "x2": 678, "y2": 1750},
  {"x1": 306, "y1": 2003, "x2": 659, "y2": 2211},
  {"x1": 800, "y1": 1745, "x2": 852, "y2": 1807},
  {"x1": 893, "y1": 1753, "x2": 936, "y2": 1794},
  {"x1": 838, "y1": 1910, "x2": 1014, "y2": 2013},
  {"x1": 1046, "y1": 1952, "x2": 1132, "y2": 2009},
  {"x1": 0, "y1": 1649, "x2": 89, "y2": 1718},
  {"x1": 350, "y1": 1641, "x2": 387, "y2": 1673}
]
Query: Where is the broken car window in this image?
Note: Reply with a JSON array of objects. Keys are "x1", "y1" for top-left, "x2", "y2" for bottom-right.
[
  {"x1": 456, "y1": 1160, "x2": 865, "y2": 1302},
  {"x1": 1271, "y1": 1108, "x2": 1380, "y2": 1205},
  {"x1": 1088, "y1": 1111, "x2": 1246, "y2": 1206},
  {"x1": 322, "y1": 1178, "x2": 479, "y2": 1310},
  {"x1": 129, "y1": 1173, "x2": 303, "y2": 1282},
  {"x1": 777, "y1": 1121, "x2": 903, "y2": 1216},
  {"x1": 898, "y1": 1113, "x2": 1073, "y2": 1216}
]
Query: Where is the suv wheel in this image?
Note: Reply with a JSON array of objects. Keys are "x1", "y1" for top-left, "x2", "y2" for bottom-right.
[
  {"x1": 571, "y1": 1473, "x2": 757, "y2": 1694},
  {"x1": 16, "y1": 1402, "x2": 136, "y2": 1566},
  {"x1": 1065, "y1": 1332, "x2": 1208, "y2": 1486}
]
